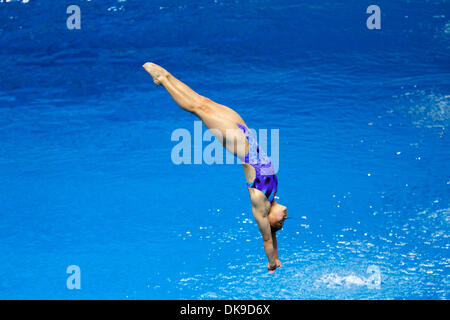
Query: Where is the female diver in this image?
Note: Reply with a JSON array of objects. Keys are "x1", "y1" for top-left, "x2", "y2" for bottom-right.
[{"x1": 143, "y1": 63, "x2": 287, "y2": 273}]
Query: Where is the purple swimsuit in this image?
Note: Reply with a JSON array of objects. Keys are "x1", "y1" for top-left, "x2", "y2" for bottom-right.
[{"x1": 237, "y1": 123, "x2": 278, "y2": 203}]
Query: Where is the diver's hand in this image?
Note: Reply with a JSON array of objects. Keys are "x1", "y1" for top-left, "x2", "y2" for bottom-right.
[
  {"x1": 275, "y1": 259, "x2": 282, "y2": 268},
  {"x1": 267, "y1": 263, "x2": 276, "y2": 274},
  {"x1": 267, "y1": 259, "x2": 282, "y2": 274}
]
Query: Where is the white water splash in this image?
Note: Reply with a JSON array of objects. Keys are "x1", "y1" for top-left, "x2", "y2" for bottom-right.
[{"x1": 317, "y1": 265, "x2": 382, "y2": 289}]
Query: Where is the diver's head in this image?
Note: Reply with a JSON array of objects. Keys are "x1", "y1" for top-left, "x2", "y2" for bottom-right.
[{"x1": 268, "y1": 200, "x2": 287, "y2": 232}]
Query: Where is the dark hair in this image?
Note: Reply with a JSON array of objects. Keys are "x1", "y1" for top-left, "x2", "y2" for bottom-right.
[{"x1": 271, "y1": 224, "x2": 282, "y2": 233}]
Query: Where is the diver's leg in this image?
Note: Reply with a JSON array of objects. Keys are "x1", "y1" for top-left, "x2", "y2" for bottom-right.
[
  {"x1": 142, "y1": 62, "x2": 207, "y2": 114},
  {"x1": 143, "y1": 63, "x2": 245, "y2": 122},
  {"x1": 142, "y1": 62, "x2": 248, "y2": 157}
]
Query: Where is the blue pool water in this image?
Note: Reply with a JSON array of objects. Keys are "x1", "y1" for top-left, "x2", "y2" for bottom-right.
[{"x1": 0, "y1": 0, "x2": 449, "y2": 299}]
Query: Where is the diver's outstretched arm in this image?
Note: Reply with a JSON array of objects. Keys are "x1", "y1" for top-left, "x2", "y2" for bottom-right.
[
  {"x1": 251, "y1": 193, "x2": 279, "y2": 273},
  {"x1": 272, "y1": 231, "x2": 282, "y2": 269}
]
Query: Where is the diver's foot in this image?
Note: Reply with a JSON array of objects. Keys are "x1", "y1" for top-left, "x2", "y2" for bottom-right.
[{"x1": 142, "y1": 62, "x2": 169, "y2": 85}]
